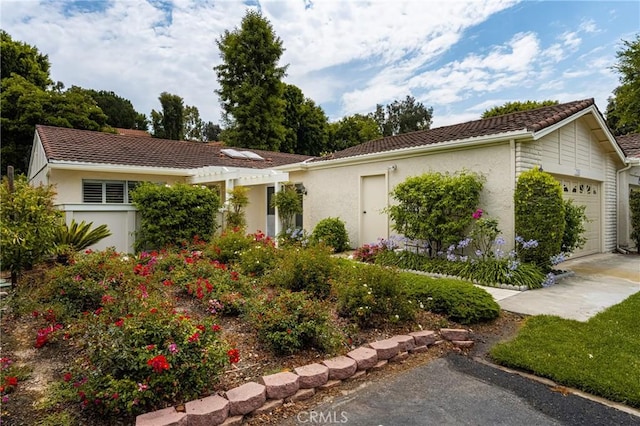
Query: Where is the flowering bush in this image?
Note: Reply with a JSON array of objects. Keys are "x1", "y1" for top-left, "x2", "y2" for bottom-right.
[
  {"x1": 245, "y1": 291, "x2": 341, "y2": 355},
  {"x1": 0, "y1": 357, "x2": 29, "y2": 404},
  {"x1": 334, "y1": 262, "x2": 415, "y2": 328},
  {"x1": 265, "y1": 245, "x2": 336, "y2": 298},
  {"x1": 353, "y1": 236, "x2": 403, "y2": 264},
  {"x1": 238, "y1": 231, "x2": 278, "y2": 276},
  {"x1": 204, "y1": 229, "x2": 253, "y2": 264}
]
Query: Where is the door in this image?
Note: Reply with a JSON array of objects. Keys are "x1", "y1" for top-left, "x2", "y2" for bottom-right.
[
  {"x1": 559, "y1": 178, "x2": 601, "y2": 257},
  {"x1": 360, "y1": 174, "x2": 388, "y2": 246}
]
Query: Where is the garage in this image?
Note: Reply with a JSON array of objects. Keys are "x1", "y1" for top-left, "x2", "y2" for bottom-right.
[{"x1": 558, "y1": 178, "x2": 601, "y2": 257}]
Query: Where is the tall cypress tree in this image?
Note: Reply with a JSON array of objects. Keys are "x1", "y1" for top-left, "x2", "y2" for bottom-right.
[{"x1": 214, "y1": 10, "x2": 287, "y2": 151}]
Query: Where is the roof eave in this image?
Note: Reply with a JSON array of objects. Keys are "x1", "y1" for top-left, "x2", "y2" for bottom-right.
[
  {"x1": 304, "y1": 129, "x2": 530, "y2": 169},
  {"x1": 48, "y1": 161, "x2": 191, "y2": 176}
]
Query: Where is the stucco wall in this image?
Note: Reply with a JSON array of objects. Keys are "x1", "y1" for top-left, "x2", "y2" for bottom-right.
[{"x1": 296, "y1": 143, "x2": 514, "y2": 248}]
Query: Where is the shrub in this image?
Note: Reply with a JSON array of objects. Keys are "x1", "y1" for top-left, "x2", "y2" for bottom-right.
[
  {"x1": 310, "y1": 217, "x2": 350, "y2": 252},
  {"x1": 630, "y1": 188, "x2": 640, "y2": 252},
  {"x1": 131, "y1": 182, "x2": 220, "y2": 251},
  {"x1": 224, "y1": 185, "x2": 249, "y2": 230},
  {"x1": 271, "y1": 183, "x2": 302, "y2": 231},
  {"x1": 402, "y1": 273, "x2": 500, "y2": 324},
  {"x1": 238, "y1": 230, "x2": 277, "y2": 276},
  {"x1": 54, "y1": 220, "x2": 112, "y2": 260},
  {"x1": 265, "y1": 245, "x2": 335, "y2": 298},
  {"x1": 387, "y1": 170, "x2": 484, "y2": 255},
  {"x1": 334, "y1": 263, "x2": 415, "y2": 328},
  {"x1": 1, "y1": 175, "x2": 61, "y2": 284},
  {"x1": 561, "y1": 199, "x2": 587, "y2": 255},
  {"x1": 245, "y1": 291, "x2": 341, "y2": 355},
  {"x1": 205, "y1": 229, "x2": 253, "y2": 264},
  {"x1": 514, "y1": 168, "x2": 565, "y2": 270}
]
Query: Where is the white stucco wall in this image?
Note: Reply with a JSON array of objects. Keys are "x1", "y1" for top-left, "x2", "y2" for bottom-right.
[{"x1": 295, "y1": 143, "x2": 514, "y2": 249}]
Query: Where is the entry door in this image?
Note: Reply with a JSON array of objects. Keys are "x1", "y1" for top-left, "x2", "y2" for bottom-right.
[
  {"x1": 360, "y1": 174, "x2": 388, "y2": 246},
  {"x1": 559, "y1": 178, "x2": 601, "y2": 257}
]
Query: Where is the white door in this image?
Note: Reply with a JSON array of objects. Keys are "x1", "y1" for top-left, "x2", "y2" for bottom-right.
[
  {"x1": 559, "y1": 178, "x2": 601, "y2": 257},
  {"x1": 360, "y1": 174, "x2": 388, "y2": 246}
]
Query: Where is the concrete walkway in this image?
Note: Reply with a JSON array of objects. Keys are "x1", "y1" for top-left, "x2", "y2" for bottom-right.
[{"x1": 481, "y1": 253, "x2": 640, "y2": 321}]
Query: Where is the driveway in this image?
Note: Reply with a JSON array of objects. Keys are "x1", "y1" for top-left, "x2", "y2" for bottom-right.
[{"x1": 483, "y1": 253, "x2": 640, "y2": 321}]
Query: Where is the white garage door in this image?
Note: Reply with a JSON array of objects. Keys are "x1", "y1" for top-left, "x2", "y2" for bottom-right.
[{"x1": 558, "y1": 178, "x2": 601, "y2": 257}]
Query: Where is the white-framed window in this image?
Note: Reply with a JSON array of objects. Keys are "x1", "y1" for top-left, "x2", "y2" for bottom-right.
[{"x1": 82, "y1": 180, "x2": 141, "y2": 203}]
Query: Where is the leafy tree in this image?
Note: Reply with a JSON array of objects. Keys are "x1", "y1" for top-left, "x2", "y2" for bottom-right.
[
  {"x1": 151, "y1": 92, "x2": 184, "y2": 140},
  {"x1": 82, "y1": 89, "x2": 140, "y2": 129},
  {"x1": 387, "y1": 171, "x2": 485, "y2": 256},
  {"x1": 327, "y1": 114, "x2": 381, "y2": 152},
  {"x1": 203, "y1": 122, "x2": 222, "y2": 141},
  {"x1": 561, "y1": 199, "x2": 587, "y2": 255},
  {"x1": 1, "y1": 30, "x2": 51, "y2": 89},
  {"x1": 606, "y1": 35, "x2": 640, "y2": 135},
  {"x1": 372, "y1": 95, "x2": 433, "y2": 136},
  {"x1": 1, "y1": 175, "x2": 62, "y2": 284},
  {"x1": 271, "y1": 183, "x2": 302, "y2": 231},
  {"x1": 514, "y1": 167, "x2": 565, "y2": 270},
  {"x1": 281, "y1": 83, "x2": 329, "y2": 155},
  {"x1": 225, "y1": 185, "x2": 250, "y2": 230},
  {"x1": 1, "y1": 76, "x2": 107, "y2": 174},
  {"x1": 215, "y1": 10, "x2": 287, "y2": 151},
  {"x1": 183, "y1": 104, "x2": 204, "y2": 141},
  {"x1": 481, "y1": 100, "x2": 559, "y2": 118},
  {"x1": 134, "y1": 113, "x2": 149, "y2": 131}
]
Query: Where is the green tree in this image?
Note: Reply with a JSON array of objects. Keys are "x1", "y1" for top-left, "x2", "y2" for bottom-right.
[
  {"x1": 372, "y1": 95, "x2": 433, "y2": 136},
  {"x1": 281, "y1": 84, "x2": 329, "y2": 155},
  {"x1": 606, "y1": 35, "x2": 640, "y2": 135},
  {"x1": 387, "y1": 171, "x2": 485, "y2": 255},
  {"x1": 82, "y1": 89, "x2": 140, "y2": 129},
  {"x1": 183, "y1": 105, "x2": 204, "y2": 141},
  {"x1": 1, "y1": 30, "x2": 51, "y2": 89},
  {"x1": 151, "y1": 92, "x2": 185, "y2": 140},
  {"x1": 514, "y1": 167, "x2": 565, "y2": 270},
  {"x1": 203, "y1": 122, "x2": 222, "y2": 141},
  {"x1": 1, "y1": 175, "x2": 62, "y2": 284},
  {"x1": 225, "y1": 185, "x2": 250, "y2": 230},
  {"x1": 215, "y1": 10, "x2": 287, "y2": 151},
  {"x1": 481, "y1": 100, "x2": 559, "y2": 118},
  {"x1": 1, "y1": 76, "x2": 107, "y2": 174},
  {"x1": 271, "y1": 183, "x2": 302, "y2": 231},
  {"x1": 327, "y1": 114, "x2": 381, "y2": 152}
]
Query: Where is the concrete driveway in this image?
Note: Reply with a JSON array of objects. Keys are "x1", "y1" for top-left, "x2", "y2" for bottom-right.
[{"x1": 483, "y1": 253, "x2": 640, "y2": 321}]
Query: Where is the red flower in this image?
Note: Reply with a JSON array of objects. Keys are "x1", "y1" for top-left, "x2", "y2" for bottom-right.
[
  {"x1": 94, "y1": 307, "x2": 103, "y2": 316},
  {"x1": 114, "y1": 319, "x2": 124, "y2": 327},
  {"x1": 195, "y1": 324, "x2": 206, "y2": 333},
  {"x1": 227, "y1": 348, "x2": 240, "y2": 364},
  {"x1": 211, "y1": 324, "x2": 221, "y2": 332},
  {"x1": 63, "y1": 373, "x2": 72, "y2": 382},
  {"x1": 149, "y1": 308, "x2": 158, "y2": 314},
  {"x1": 162, "y1": 279, "x2": 173, "y2": 287},
  {"x1": 4, "y1": 376, "x2": 18, "y2": 387},
  {"x1": 230, "y1": 271, "x2": 239, "y2": 281},
  {"x1": 101, "y1": 294, "x2": 115, "y2": 304},
  {"x1": 147, "y1": 355, "x2": 170, "y2": 373},
  {"x1": 188, "y1": 332, "x2": 200, "y2": 343},
  {"x1": 146, "y1": 344, "x2": 156, "y2": 350}
]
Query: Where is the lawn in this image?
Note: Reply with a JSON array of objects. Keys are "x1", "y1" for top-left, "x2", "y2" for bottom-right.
[{"x1": 490, "y1": 291, "x2": 640, "y2": 408}]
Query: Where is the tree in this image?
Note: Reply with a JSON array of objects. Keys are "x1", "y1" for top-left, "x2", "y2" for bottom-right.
[
  {"x1": 203, "y1": 122, "x2": 222, "y2": 141},
  {"x1": 151, "y1": 92, "x2": 184, "y2": 140},
  {"x1": 1, "y1": 175, "x2": 62, "y2": 284},
  {"x1": 605, "y1": 35, "x2": 640, "y2": 135},
  {"x1": 82, "y1": 89, "x2": 140, "y2": 129},
  {"x1": 481, "y1": 100, "x2": 559, "y2": 118},
  {"x1": 1, "y1": 75, "x2": 107, "y2": 174},
  {"x1": 372, "y1": 95, "x2": 433, "y2": 136},
  {"x1": 271, "y1": 183, "x2": 302, "y2": 231},
  {"x1": 281, "y1": 83, "x2": 329, "y2": 155},
  {"x1": 215, "y1": 10, "x2": 287, "y2": 151},
  {"x1": 327, "y1": 114, "x2": 381, "y2": 152},
  {"x1": 1, "y1": 30, "x2": 51, "y2": 89},
  {"x1": 183, "y1": 105, "x2": 204, "y2": 141}
]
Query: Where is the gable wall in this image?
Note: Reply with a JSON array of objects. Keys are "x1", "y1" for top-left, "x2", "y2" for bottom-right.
[
  {"x1": 296, "y1": 143, "x2": 514, "y2": 248},
  {"x1": 27, "y1": 134, "x2": 49, "y2": 186}
]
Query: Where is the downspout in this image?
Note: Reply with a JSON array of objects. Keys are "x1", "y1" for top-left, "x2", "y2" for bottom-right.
[{"x1": 616, "y1": 160, "x2": 638, "y2": 252}]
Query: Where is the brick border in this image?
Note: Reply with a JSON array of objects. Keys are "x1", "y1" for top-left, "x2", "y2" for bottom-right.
[{"x1": 136, "y1": 328, "x2": 472, "y2": 425}]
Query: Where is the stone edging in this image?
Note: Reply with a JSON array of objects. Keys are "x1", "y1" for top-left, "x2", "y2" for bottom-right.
[{"x1": 135, "y1": 328, "x2": 474, "y2": 425}]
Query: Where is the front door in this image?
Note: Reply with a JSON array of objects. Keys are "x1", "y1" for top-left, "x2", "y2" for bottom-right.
[{"x1": 360, "y1": 174, "x2": 388, "y2": 246}]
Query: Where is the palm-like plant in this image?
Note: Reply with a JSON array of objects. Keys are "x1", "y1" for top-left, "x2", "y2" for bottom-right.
[{"x1": 55, "y1": 220, "x2": 112, "y2": 252}]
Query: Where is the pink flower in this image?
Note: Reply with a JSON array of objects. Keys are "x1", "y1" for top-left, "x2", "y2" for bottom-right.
[
  {"x1": 137, "y1": 383, "x2": 148, "y2": 392},
  {"x1": 472, "y1": 209, "x2": 483, "y2": 220},
  {"x1": 168, "y1": 343, "x2": 179, "y2": 354}
]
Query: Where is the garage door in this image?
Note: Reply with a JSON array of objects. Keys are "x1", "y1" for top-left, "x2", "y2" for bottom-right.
[{"x1": 558, "y1": 178, "x2": 601, "y2": 257}]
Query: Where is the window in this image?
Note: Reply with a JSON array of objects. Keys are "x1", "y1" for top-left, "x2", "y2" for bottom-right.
[{"x1": 83, "y1": 180, "x2": 141, "y2": 203}]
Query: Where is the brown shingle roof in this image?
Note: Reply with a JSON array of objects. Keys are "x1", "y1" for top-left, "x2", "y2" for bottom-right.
[
  {"x1": 316, "y1": 99, "x2": 596, "y2": 162},
  {"x1": 617, "y1": 133, "x2": 640, "y2": 158},
  {"x1": 115, "y1": 128, "x2": 151, "y2": 137},
  {"x1": 36, "y1": 125, "x2": 312, "y2": 169}
]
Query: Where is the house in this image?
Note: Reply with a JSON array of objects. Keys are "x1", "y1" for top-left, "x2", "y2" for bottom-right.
[
  {"x1": 616, "y1": 133, "x2": 640, "y2": 251},
  {"x1": 28, "y1": 125, "x2": 312, "y2": 252},
  {"x1": 28, "y1": 99, "x2": 632, "y2": 257}
]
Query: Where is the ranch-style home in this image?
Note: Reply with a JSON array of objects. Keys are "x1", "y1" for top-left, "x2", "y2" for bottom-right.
[{"x1": 27, "y1": 98, "x2": 637, "y2": 255}]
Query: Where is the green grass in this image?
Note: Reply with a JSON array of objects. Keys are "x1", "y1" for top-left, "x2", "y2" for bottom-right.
[{"x1": 490, "y1": 292, "x2": 640, "y2": 408}]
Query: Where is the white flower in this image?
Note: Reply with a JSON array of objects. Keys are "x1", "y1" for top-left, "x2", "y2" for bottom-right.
[
  {"x1": 121, "y1": 256, "x2": 129, "y2": 262},
  {"x1": 588, "y1": 354, "x2": 593, "y2": 359}
]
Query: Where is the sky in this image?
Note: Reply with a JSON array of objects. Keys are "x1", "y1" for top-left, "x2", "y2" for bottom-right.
[{"x1": 1, "y1": 0, "x2": 639, "y2": 129}]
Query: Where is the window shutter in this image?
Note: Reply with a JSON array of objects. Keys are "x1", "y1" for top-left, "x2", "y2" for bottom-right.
[
  {"x1": 105, "y1": 182, "x2": 125, "y2": 203},
  {"x1": 83, "y1": 182, "x2": 103, "y2": 203}
]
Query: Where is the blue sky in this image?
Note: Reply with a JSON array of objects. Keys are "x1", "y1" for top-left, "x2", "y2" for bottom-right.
[{"x1": 1, "y1": 0, "x2": 638, "y2": 128}]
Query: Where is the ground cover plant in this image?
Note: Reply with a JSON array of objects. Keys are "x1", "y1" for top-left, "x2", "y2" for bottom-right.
[{"x1": 490, "y1": 292, "x2": 640, "y2": 408}]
